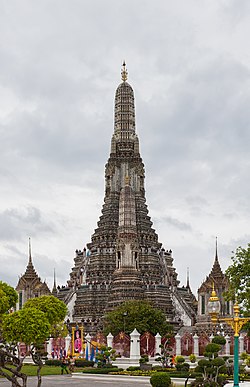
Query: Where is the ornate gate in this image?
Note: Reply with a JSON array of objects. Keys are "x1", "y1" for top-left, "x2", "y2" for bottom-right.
[
  {"x1": 113, "y1": 332, "x2": 130, "y2": 358},
  {"x1": 140, "y1": 332, "x2": 155, "y2": 356}
]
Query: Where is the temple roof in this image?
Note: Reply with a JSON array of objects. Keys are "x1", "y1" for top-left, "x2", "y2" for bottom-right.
[
  {"x1": 198, "y1": 240, "x2": 228, "y2": 293},
  {"x1": 16, "y1": 239, "x2": 50, "y2": 294}
]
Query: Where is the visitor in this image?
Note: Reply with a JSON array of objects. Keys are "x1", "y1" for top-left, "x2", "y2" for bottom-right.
[
  {"x1": 61, "y1": 357, "x2": 69, "y2": 375},
  {"x1": 68, "y1": 355, "x2": 74, "y2": 373}
]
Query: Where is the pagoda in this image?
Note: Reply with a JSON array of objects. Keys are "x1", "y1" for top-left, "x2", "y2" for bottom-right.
[
  {"x1": 195, "y1": 238, "x2": 233, "y2": 333},
  {"x1": 16, "y1": 239, "x2": 51, "y2": 310},
  {"x1": 59, "y1": 63, "x2": 197, "y2": 333}
]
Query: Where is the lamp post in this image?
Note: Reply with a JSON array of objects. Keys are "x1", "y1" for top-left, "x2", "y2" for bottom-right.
[
  {"x1": 123, "y1": 311, "x2": 127, "y2": 334},
  {"x1": 207, "y1": 287, "x2": 250, "y2": 387}
]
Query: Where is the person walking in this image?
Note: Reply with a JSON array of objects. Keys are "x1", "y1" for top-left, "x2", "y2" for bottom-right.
[
  {"x1": 61, "y1": 357, "x2": 69, "y2": 375},
  {"x1": 68, "y1": 356, "x2": 75, "y2": 373}
]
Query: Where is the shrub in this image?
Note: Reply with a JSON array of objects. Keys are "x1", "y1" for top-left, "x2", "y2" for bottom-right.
[
  {"x1": 189, "y1": 354, "x2": 197, "y2": 363},
  {"x1": 175, "y1": 355, "x2": 185, "y2": 363},
  {"x1": 74, "y1": 359, "x2": 94, "y2": 367},
  {"x1": 150, "y1": 372, "x2": 171, "y2": 387},
  {"x1": 127, "y1": 366, "x2": 140, "y2": 371},
  {"x1": 97, "y1": 363, "x2": 117, "y2": 369},
  {"x1": 176, "y1": 362, "x2": 190, "y2": 372},
  {"x1": 212, "y1": 336, "x2": 226, "y2": 346},
  {"x1": 139, "y1": 354, "x2": 149, "y2": 363},
  {"x1": 240, "y1": 352, "x2": 249, "y2": 361},
  {"x1": 81, "y1": 367, "x2": 123, "y2": 374},
  {"x1": 45, "y1": 359, "x2": 61, "y2": 366}
]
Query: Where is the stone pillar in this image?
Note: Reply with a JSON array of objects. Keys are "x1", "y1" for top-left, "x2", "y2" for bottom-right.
[
  {"x1": 175, "y1": 333, "x2": 181, "y2": 356},
  {"x1": 85, "y1": 333, "x2": 91, "y2": 359},
  {"x1": 130, "y1": 328, "x2": 140, "y2": 360},
  {"x1": 65, "y1": 335, "x2": 71, "y2": 356},
  {"x1": 225, "y1": 335, "x2": 230, "y2": 356},
  {"x1": 47, "y1": 337, "x2": 53, "y2": 358},
  {"x1": 193, "y1": 334, "x2": 199, "y2": 357},
  {"x1": 107, "y1": 333, "x2": 114, "y2": 349},
  {"x1": 155, "y1": 333, "x2": 162, "y2": 356},
  {"x1": 239, "y1": 334, "x2": 244, "y2": 355}
]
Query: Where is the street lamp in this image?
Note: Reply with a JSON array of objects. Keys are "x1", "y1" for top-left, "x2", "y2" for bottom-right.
[
  {"x1": 207, "y1": 287, "x2": 250, "y2": 387},
  {"x1": 207, "y1": 284, "x2": 221, "y2": 324},
  {"x1": 123, "y1": 311, "x2": 127, "y2": 334}
]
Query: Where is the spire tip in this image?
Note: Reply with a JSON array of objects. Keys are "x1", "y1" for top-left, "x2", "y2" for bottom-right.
[{"x1": 121, "y1": 61, "x2": 128, "y2": 82}]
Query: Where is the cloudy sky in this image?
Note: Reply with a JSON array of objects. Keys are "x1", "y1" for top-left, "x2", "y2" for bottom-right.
[{"x1": 1, "y1": 0, "x2": 250, "y2": 295}]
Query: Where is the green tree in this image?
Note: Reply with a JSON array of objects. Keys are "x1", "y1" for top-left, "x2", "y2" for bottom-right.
[
  {"x1": 192, "y1": 339, "x2": 227, "y2": 386},
  {"x1": 23, "y1": 295, "x2": 67, "y2": 326},
  {"x1": 225, "y1": 243, "x2": 250, "y2": 312},
  {"x1": 0, "y1": 281, "x2": 18, "y2": 316},
  {"x1": 1, "y1": 293, "x2": 67, "y2": 387},
  {"x1": 95, "y1": 345, "x2": 117, "y2": 368},
  {"x1": 0, "y1": 282, "x2": 23, "y2": 387},
  {"x1": 103, "y1": 300, "x2": 172, "y2": 336},
  {"x1": 155, "y1": 334, "x2": 173, "y2": 368},
  {"x1": 3, "y1": 308, "x2": 50, "y2": 344}
]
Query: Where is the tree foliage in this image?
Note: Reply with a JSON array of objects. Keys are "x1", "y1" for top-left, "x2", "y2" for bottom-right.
[
  {"x1": 155, "y1": 334, "x2": 173, "y2": 368},
  {"x1": 0, "y1": 291, "x2": 67, "y2": 387},
  {"x1": 23, "y1": 295, "x2": 67, "y2": 325},
  {"x1": 103, "y1": 300, "x2": 172, "y2": 336},
  {"x1": 225, "y1": 243, "x2": 250, "y2": 312},
  {"x1": 0, "y1": 281, "x2": 18, "y2": 316},
  {"x1": 95, "y1": 345, "x2": 117, "y2": 367},
  {"x1": 3, "y1": 308, "x2": 50, "y2": 345},
  {"x1": 192, "y1": 341, "x2": 227, "y2": 386}
]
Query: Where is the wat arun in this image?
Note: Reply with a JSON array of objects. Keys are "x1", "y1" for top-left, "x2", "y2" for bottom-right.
[{"x1": 57, "y1": 63, "x2": 197, "y2": 334}]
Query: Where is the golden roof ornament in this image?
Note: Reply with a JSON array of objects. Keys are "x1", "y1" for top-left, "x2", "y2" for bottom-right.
[
  {"x1": 210, "y1": 282, "x2": 219, "y2": 301},
  {"x1": 121, "y1": 61, "x2": 128, "y2": 82}
]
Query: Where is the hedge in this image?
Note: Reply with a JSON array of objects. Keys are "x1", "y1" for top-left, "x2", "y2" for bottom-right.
[
  {"x1": 74, "y1": 359, "x2": 94, "y2": 367},
  {"x1": 126, "y1": 366, "x2": 140, "y2": 371},
  {"x1": 45, "y1": 359, "x2": 61, "y2": 366},
  {"x1": 81, "y1": 367, "x2": 124, "y2": 374}
]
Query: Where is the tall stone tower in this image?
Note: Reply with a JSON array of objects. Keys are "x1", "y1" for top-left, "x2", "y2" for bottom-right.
[{"x1": 64, "y1": 64, "x2": 196, "y2": 333}]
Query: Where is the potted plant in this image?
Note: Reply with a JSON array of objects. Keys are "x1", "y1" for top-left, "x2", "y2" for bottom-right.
[
  {"x1": 189, "y1": 353, "x2": 196, "y2": 363},
  {"x1": 189, "y1": 353, "x2": 197, "y2": 369},
  {"x1": 139, "y1": 354, "x2": 152, "y2": 370}
]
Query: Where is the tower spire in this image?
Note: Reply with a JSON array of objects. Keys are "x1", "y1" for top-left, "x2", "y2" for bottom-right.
[
  {"x1": 24, "y1": 237, "x2": 37, "y2": 278},
  {"x1": 52, "y1": 268, "x2": 57, "y2": 295},
  {"x1": 29, "y1": 237, "x2": 32, "y2": 264},
  {"x1": 114, "y1": 62, "x2": 136, "y2": 135},
  {"x1": 215, "y1": 236, "x2": 218, "y2": 261},
  {"x1": 186, "y1": 267, "x2": 190, "y2": 289},
  {"x1": 121, "y1": 61, "x2": 128, "y2": 82}
]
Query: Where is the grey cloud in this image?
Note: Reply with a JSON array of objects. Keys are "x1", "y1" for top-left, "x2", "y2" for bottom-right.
[
  {"x1": 0, "y1": 0, "x2": 250, "y2": 293},
  {"x1": 0, "y1": 207, "x2": 55, "y2": 241},
  {"x1": 157, "y1": 216, "x2": 192, "y2": 232}
]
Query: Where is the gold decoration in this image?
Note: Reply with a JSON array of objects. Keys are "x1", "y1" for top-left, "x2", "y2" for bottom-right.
[
  {"x1": 210, "y1": 297, "x2": 250, "y2": 337},
  {"x1": 209, "y1": 283, "x2": 219, "y2": 302},
  {"x1": 125, "y1": 175, "x2": 130, "y2": 185},
  {"x1": 121, "y1": 61, "x2": 128, "y2": 82}
]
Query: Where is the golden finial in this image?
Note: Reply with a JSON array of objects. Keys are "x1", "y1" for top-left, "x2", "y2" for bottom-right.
[
  {"x1": 210, "y1": 282, "x2": 219, "y2": 301},
  {"x1": 121, "y1": 61, "x2": 128, "y2": 82}
]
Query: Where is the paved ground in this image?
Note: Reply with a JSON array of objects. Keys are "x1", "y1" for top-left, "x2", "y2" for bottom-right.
[{"x1": 0, "y1": 374, "x2": 151, "y2": 387}]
